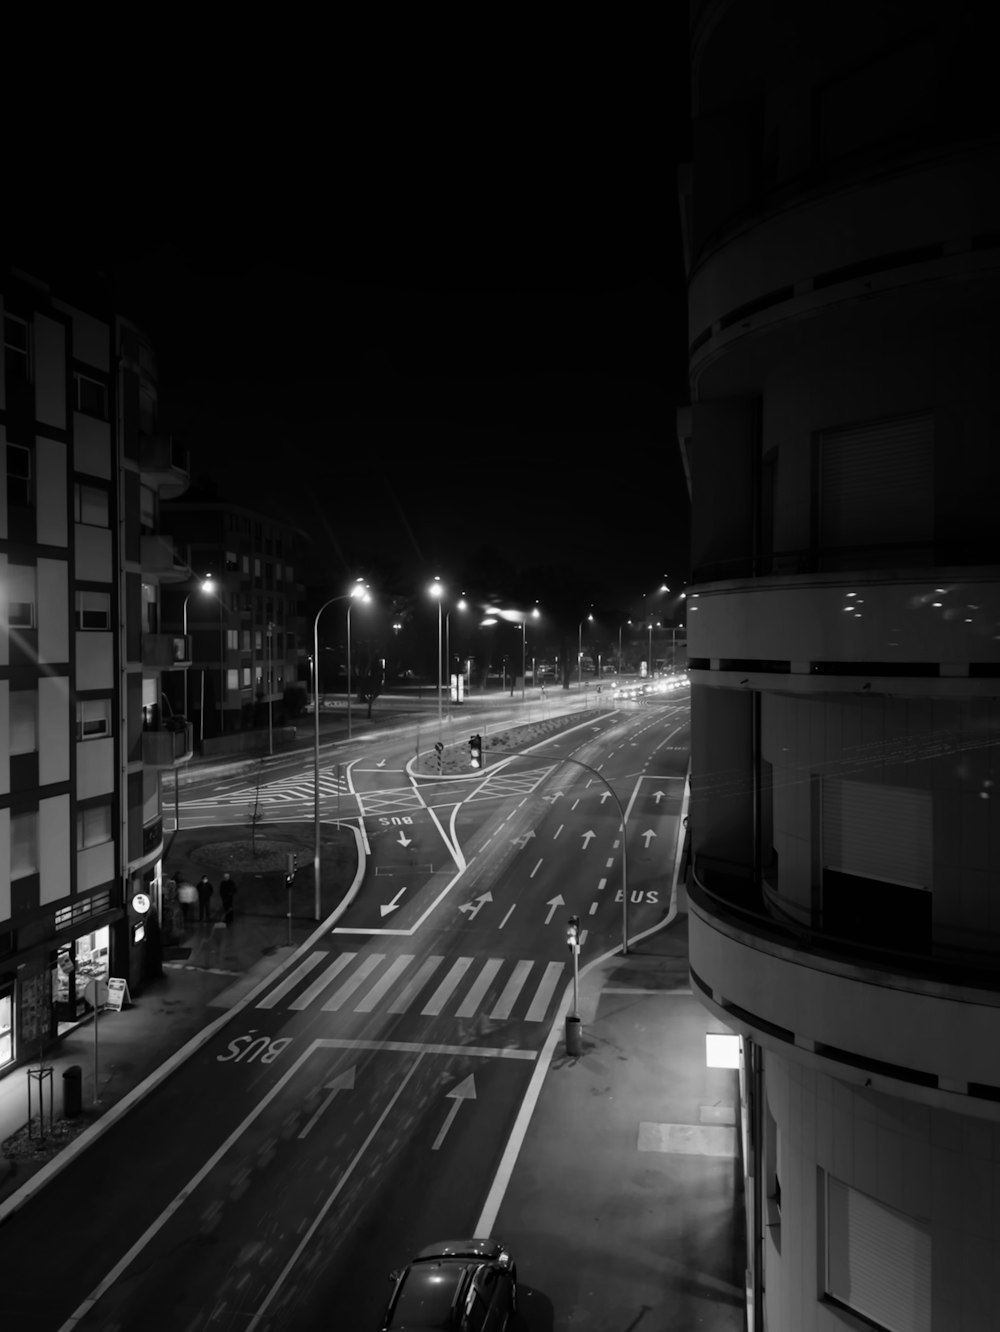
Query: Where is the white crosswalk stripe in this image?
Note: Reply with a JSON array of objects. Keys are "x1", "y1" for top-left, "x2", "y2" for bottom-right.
[{"x1": 255, "y1": 949, "x2": 566, "y2": 1025}]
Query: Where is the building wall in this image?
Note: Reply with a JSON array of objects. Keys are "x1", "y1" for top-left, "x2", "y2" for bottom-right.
[{"x1": 683, "y1": 2, "x2": 1000, "y2": 1326}]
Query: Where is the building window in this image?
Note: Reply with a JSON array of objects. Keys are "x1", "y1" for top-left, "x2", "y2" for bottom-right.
[
  {"x1": 75, "y1": 590, "x2": 111, "y2": 630},
  {"x1": 255, "y1": 631, "x2": 262, "y2": 651},
  {"x1": 227, "y1": 669, "x2": 240, "y2": 691},
  {"x1": 76, "y1": 803, "x2": 113, "y2": 849},
  {"x1": 73, "y1": 372, "x2": 108, "y2": 420},
  {"x1": 10, "y1": 810, "x2": 38, "y2": 879},
  {"x1": 824, "y1": 1174, "x2": 930, "y2": 1332},
  {"x1": 74, "y1": 483, "x2": 109, "y2": 527},
  {"x1": 76, "y1": 698, "x2": 112, "y2": 739},
  {"x1": 226, "y1": 629, "x2": 239, "y2": 650},
  {"x1": 139, "y1": 485, "x2": 156, "y2": 529},
  {"x1": 241, "y1": 630, "x2": 251, "y2": 651},
  {"x1": 241, "y1": 554, "x2": 250, "y2": 574},
  {"x1": 241, "y1": 666, "x2": 251, "y2": 686},
  {"x1": 254, "y1": 558, "x2": 261, "y2": 578},
  {"x1": 6, "y1": 442, "x2": 32, "y2": 507},
  {"x1": 3, "y1": 315, "x2": 30, "y2": 404},
  {"x1": 225, "y1": 550, "x2": 238, "y2": 571},
  {"x1": 9, "y1": 689, "x2": 38, "y2": 754},
  {"x1": 6, "y1": 563, "x2": 36, "y2": 628}
]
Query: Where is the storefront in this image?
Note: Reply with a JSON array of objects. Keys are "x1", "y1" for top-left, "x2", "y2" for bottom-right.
[{"x1": 54, "y1": 925, "x2": 110, "y2": 1029}]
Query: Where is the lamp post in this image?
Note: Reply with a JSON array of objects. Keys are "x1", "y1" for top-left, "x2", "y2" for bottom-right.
[
  {"x1": 346, "y1": 581, "x2": 370, "y2": 742},
  {"x1": 445, "y1": 597, "x2": 466, "y2": 716},
  {"x1": 429, "y1": 578, "x2": 444, "y2": 729},
  {"x1": 266, "y1": 621, "x2": 274, "y2": 755},
  {"x1": 313, "y1": 580, "x2": 370, "y2": 921},
  {"x1": 521, "y1": 606, "x2": 540, "y2": 700},
  {"x1": 578, "y1": 612, "x2": 593, "y2": 688},
  {"x1": 182, "y1": 575, "x2": 214, "y2": 723}
]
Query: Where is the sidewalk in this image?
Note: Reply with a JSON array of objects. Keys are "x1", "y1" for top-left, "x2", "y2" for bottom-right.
[{"x1": 0, "y1": 838, "x2": 746, "y2": 1330}]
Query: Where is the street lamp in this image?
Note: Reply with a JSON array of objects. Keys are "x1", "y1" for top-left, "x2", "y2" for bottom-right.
[
  {"x1": 313, "y1": 579, "x2": 370, "y2": 921},
  {"x1": 521, "y1": 606, "x2": 540, "y2": 700},
  {"x1": 429, "y1": 578, "x2": 444, "y2": 729},
  {"x1": 346, "y1": 580, "x2": 371, "y2": 742},
  {"x1": 445, "y1": 597, "x2": 467, "y2": 715},
  {"x1": 182, "y1": 576, "x2": 216, "y2": 743},
  {"x1": 578, "y1": 612, "x2": 593, "y2": 688}
]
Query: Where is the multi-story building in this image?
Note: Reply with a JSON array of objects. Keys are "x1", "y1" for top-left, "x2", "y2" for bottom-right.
[
  {"x1": 681, "y1": 4, "x2": 1000, "y2": 1329},
  {"x1": 1, "y1": 266, "x2": 191, "y2": 1076},
  {"x1": 157, "y1": 497, "x2": 307, "y2": 746}
]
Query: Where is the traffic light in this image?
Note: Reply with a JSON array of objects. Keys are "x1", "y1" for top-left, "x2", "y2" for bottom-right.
[
  {"x1": 566, "y1": 915, "x2": 581, "y2": 951},
  {"x1": 469, "y1": 734, "x2": 483, "y2": 768}
]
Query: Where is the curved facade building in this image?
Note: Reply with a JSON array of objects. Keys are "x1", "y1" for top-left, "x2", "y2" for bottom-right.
[{"x1": 681, "y1": 4, "x2": 1000, "y2": 1328}]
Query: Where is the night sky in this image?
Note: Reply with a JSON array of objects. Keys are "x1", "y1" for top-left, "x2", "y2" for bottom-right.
[{"x1": 8, "y1": 27, "x2": 690, "y2": 622}]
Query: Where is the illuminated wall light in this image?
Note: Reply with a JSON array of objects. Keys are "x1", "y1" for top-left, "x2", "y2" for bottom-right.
[{"x1": 932, "y1": 602, "x2": 942, "y2": 608}]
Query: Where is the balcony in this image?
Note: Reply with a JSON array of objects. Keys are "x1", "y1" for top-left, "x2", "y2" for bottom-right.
[
  {"x1": 138, "y1": 432, "x2": 190, "y2": 499},
  {"x1": 687, "y1": 866, "x2": 1000, "y2": 1109},
  {"x1": 142, "y1": 722, "x2": 193, "y2": 768},
  {"x1": 141, "y1": 533, "x2": 189, "y2": 583},
  {"x1": 142, "y1": 633, "x2": 190, "y2": 669}
]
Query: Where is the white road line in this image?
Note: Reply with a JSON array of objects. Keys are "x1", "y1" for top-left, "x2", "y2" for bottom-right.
[
  {"x1": 490, "y1": 961, "x2": 533, "y2": 1020},
  {"x1": 255, "y1": 952, "x2": 327, "y2": 1010},
  {"x1": 422, "y1": 957, "x2": 474, "y2": 1015},
  {"x1": 388, "y1": 955, "x2": 444, "y2": 1013},
  {"x1": 288, "y1": 954, "x2": 356, "y2": 1011},
  {"x1": 455, "y1": 959, "x2": 504, "y2": 1018},
  {"x1": 530, "y1": 859, "x2": 543, "y2": 878},
  {"x1": 354, "y1": 955, "x2": 415, "y2": 1012}
]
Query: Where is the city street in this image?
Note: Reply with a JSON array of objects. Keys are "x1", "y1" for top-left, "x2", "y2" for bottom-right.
[{"x1": 1, "y1": 694, "x2": 694, "y2": 1329}]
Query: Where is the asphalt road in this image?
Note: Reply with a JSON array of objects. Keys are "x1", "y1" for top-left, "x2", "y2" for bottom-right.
[{"x1": 1, "y1": 695, "x2": 689, "y2": 1329}]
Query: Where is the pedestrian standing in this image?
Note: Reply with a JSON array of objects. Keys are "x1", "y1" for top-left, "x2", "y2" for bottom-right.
[
  {"x1": 197, "y1": 875, "x2": 214, "y2": 922},
  {"x1": 178, "y1": 879, "x2": 197, "y2": 925},
  {"x1": 220, "y1": 871, "x2": 237, "y2": 926}
]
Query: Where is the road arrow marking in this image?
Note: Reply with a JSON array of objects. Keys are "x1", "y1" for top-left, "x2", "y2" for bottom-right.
[
  {"x1": 581, "y1": 830, "x2": 596, "y2": 848},
  {"x1": 513, "y1": 831, "x2": 536, "y2": 847},
  {"x1": 544, "y1": 895, "x2": 565, "y2": 924},
  {"x1": 459, "y1": 891, "x2": 493, "y2": 921},
  {"x1": 432, "y1": 1074, "x2": 476, "y2": 1150},
  {"x1": 654, "y1": 790, "x2": 667, "y2": 803},
  {"x1": 380, "y1": 887, "x2": 408, "y2": 917},
  {"x1": 600, "y1": 792, "x2": 612, "y2": 804},
  {"x1": 641, "y1": 829, "x2": 657, "y2": 847},
  {"x1": 376, "y1": 759, "x2": 386, "y2": 768},
  {"x1": 396, "y1": 832, "x2": 412, "y2": 848},
  {"x1": 299, "y1": 1067, "x2": 356, "y2": 1139}
]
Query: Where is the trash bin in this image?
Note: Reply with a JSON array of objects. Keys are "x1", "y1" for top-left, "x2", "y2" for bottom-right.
[{"x1": 63, "y1": 1065, "x2": 83, "y2": 1118}]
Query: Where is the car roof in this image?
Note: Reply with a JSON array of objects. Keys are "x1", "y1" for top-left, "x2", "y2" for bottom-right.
[{"x1": 388, "y1": 1257, "x2": 472, "y2": 1329}]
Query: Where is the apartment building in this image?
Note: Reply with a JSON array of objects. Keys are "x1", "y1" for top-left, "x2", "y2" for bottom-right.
[
  {"x1": 681, "y1": 4, "x2": 1000, "y2": 1329},
  {"x1": 157, "y1": 497, "x2": 307, "y2": 747},
  {"x1": 1, "y1": 266, "x2": 190, "y2": 1076}
]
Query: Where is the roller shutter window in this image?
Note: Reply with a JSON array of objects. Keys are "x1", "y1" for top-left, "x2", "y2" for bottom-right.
[
  {"x1": 822, "y1": 779, "x2": 931, "y2": 891},
  {"x1": 819, "y1": 413, "x2": 933, "y2": 551},
  {"x1": 826, "y1": 1175, "x2": 930, "y2": 1332}
]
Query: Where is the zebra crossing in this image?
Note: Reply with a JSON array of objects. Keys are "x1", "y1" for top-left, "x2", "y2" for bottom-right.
[{"x1": 256, "y1": 949, "x2": 566, "y2": 1024}]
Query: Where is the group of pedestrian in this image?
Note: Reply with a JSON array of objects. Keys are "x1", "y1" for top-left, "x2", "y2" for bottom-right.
[{"x1": 175, "y1": 871, "x2": 237, "y2": 927}]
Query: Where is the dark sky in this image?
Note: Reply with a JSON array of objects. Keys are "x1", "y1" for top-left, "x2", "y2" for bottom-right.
[{"x1": 11, "y1": 29, "x2": 690, "y2": 615}]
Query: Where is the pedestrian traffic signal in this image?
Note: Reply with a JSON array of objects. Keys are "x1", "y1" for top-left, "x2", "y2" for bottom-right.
[{"x1": 469, "y1": 734, "x2": 483, "y2": 768}]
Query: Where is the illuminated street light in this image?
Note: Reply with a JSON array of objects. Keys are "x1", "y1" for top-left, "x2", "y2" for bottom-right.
[
  {"x1": 445, "y1": 597, "x2": 467, "y2": 715},
  {"x1": 429, "y1": 578, "x2": 444, "y2": 728},
  {"x1": 313, "y1": 579, "x2": 370, "y2": 920},
  {"x1": 578, "y1": 612, "x2": 593, "y2": 688},
  {"x1": 182, "y1": 575, "x2": 216, "y2": 743},
  {"x1": 521, "y1": 606, "x2": 540, "y2": 700}
]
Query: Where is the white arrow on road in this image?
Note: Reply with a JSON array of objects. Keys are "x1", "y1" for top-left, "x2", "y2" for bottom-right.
[
  {"x1": 432, "y1": 1074, "x2": 476, "y2": 1151},
  {"x1": 380, "y1": 887, "x2": 408, "y2": 917},
  {"x1": 654, "y1": 790, "x2": 668, "y2": 804},
  {"x1": 542, "y1": 791, "x2": 565, "y2": 803},
  {"x1": 459, "y1": 891, "x2": 493, "y2": 921},
  {"x1": 581, "y1": 830, "x2": 596, "y2": 849},
  {"x1": 299, "y1": 1067, "x2": 356, "y2": 1139},
  {"x1": 600, "y1": 791, "x2": 612, "y2": 804},
  {"x1": 641, "y1": 829, "x2": 657, "y2": 847},
  {"x1": 376, "y1": 759, "x2": 386, "y2": 768},
  {"x1": 396, "y1": 831, "x2": 412, "y2": 848},
  {"x1": 513, "y1": 831, "x2": 536, "y2": 847},
  {"x1": 544, "y1": 894, "x2": 566, "y2": 924}
]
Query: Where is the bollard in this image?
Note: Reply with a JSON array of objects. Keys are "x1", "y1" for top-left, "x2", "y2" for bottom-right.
[
  {"x1": 63, "y1": 1065, "x2": 83, "y2": 1118},
  {"x1": 565, "y1": 1014, "x2": 583, "y2": 1057}
]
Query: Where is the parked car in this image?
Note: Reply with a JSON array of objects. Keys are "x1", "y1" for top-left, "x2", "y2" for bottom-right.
[{"x1": 381, "y1": 1237, "x2": 517, "y2": 1330}]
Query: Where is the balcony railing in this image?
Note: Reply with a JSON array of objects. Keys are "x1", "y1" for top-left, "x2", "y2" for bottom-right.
[
  {"x1": 142, "y1": 633, "x2": 190, "y2": 669},
  {"x1": 140, "y1": 533, "x2": 189, "y2": 583},
  {"x1": 690, "y1": 859, "x2": 1000, "y2": 995},
  {"x1": 142, "y1": 722, "x2": 193, "y2": 768},
  {"x1": 138, "y1": 432, "x2": 190, "y2": 498}
]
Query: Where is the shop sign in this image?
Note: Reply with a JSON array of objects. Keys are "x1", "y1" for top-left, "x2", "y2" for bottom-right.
[
  {"x1": 132, "y1": 893, "x2": 151, "y2": 914},
  {"x1": 106, "y1": 978, "x2": 130, "y2": 1011}
]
